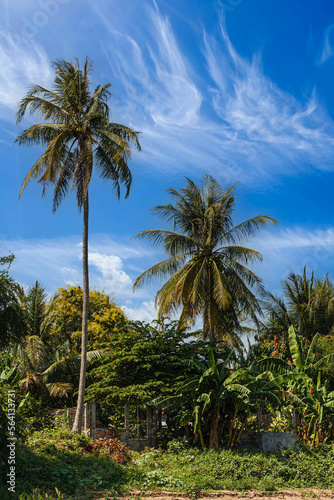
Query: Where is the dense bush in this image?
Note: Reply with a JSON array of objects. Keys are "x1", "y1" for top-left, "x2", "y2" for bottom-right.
[{"x1": 80, "y1": 437, "x2": 132, "y2": 464}]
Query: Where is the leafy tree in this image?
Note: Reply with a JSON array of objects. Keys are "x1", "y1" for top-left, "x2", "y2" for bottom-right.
[
  {"x1": 0, "y1": 254, "x2": 25, "y2": 348},
  {"x1": 134, "y1": 176, "x2": 276, "y2": 343},
  {"x1": 16, "y1": 58, "x2": 141, "y2": 432},
  {"x1": 257, "y1": 326, "x2": 334, "y2": 381},
  {"x1": 298, "y1": 371, "x2": 334, "y2": 445},
  {"x1": 313, "y1": 336, "x2": 334, "y2": 390},
  {"x1": 156, "y1": 346, "x2": 291, "y2": 449},
  {"x1": 156, "y1": 347, "x2": 250, "y2": 449},
  {"x1": 49, "y1": 286, "x2": 126, "y2": 353},
  {"x1": 85, "y1": 319, "x2": 212, "y2": 424}
]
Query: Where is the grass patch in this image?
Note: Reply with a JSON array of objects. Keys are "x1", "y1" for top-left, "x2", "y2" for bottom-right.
[{"x1": 128, "y1": 445, "x2": 334, "y2": 492}]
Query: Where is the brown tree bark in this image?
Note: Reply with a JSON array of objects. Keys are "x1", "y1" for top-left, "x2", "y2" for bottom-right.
[{"x1": 209, "y1": 404, "x2": 220, "y2": 449}]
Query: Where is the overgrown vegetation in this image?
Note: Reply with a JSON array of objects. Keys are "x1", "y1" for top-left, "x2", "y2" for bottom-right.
[
  {"x1": 4, "y1": 430, "x2": 334, "y2": 498},
  {"x1": 2, "y1": 109, "x2": 334, "y2": 495}
]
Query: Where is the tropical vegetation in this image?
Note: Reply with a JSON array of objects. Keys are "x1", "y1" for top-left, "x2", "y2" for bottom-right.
[{"x1": 2, "y1": 55, "x2": 334, "y2": 497}]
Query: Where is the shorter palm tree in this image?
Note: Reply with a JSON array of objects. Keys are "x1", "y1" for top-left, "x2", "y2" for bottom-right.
[
  {"x1": 134, "y1": 175, "x2": 276, "y2": 343},
  {"x1": 18, "y1": 281, "x2": 58, "y2": 341},
  {"x1": 12, "y1": 335, "x2": 106, "y2": 399},
  {"x1": 263, "y1": 269, "x2": 334, "y2": 339}
]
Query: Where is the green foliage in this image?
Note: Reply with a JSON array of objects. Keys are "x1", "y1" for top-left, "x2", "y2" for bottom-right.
[
  {"x1": 85, "y1": 319, "x2": 210, "y2": 417},
  {"x1": 314, "y1": 335, "x2": 334, "y2": 390},
  {"x1": 167, "y1": 436, "x2": 192, "y2": 453},
  {"x1": 0, "y1": 254, "x2": 25, "y2": 348},
  {"x1": 9, "y1": 430, "x2": 334, "y2": 496},
  {"x1": 156, "y1": 428, "x2": 173, "y2": 450},
  {"x1": 0, "y1": 363, "x2": 27, "y2": 488},
  {"x1": 255, "y1": 326, "x2": 334, "y2": 444},
  {"x1": 19, "y1": 282, "x2": 51, "y2": 339},
  {"x1": 155, "y1": 345, "x2": 286, "y2": 449},
  {"x1": 134, "y1": 175, "x2": 276, "y2": 343},
  {"x1": 12, "y1": 331, "x2": 106, "y2": 400},
  {"x1": 18, "y1": 487, "x2": 65, "y2": 499}
]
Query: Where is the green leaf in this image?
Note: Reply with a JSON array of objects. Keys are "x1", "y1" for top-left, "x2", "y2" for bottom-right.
[{"x1": 288, "y1": 325, "x2": 304, "y2": 370}]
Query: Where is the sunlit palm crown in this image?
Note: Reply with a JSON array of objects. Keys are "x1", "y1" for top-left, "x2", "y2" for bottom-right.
[
  {"x1": 134, "y1": 176, "x2": 276, "y2": 341},
  {"x1": 15, "y1": 58, "x2": 141, "y2": 210}
]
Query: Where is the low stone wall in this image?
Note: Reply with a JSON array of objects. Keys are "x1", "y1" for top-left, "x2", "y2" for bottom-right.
[
  {"x1": 94, "y1": 428, "x2": 114, "y2": 439},
  {"x1": 92, "y1": 427, "x2": 158, "y2": 449},
  {"x1": 128, "y1": 438, "x2": 158, "y2": 451},
  {"x1": 260, "y1": 432, "x2": 296, "y2": 452}
]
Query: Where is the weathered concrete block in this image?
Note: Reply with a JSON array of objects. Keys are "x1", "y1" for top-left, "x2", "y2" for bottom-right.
[{"x1": 260, "y1": 432, "x2": 296, "y2": 453}]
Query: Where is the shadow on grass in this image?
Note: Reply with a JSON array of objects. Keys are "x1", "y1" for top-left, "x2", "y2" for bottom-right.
[{"x1": 1, "y1": 443, "x2": 129, "y2": 499}]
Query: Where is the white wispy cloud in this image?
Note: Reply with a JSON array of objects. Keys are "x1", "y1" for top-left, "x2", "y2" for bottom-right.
[
  {"x1": 250, "y1": 227, "x2": 334, "y2": 296},
  {"x1": 317, "y1": 24, "x2": 334, "y2": 64},
  {"x1": 93, "y1": 3, "x2": 334, "y2": 183},
  {"x1": 0, "y1": 32, "x2": 52, "y2": 120},
  {"x1": 89, "y1": 252, "x2": 132, "y2": 293}
]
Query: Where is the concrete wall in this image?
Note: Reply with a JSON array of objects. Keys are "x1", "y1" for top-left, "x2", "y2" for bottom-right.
[
  {"x1": 260, "y1": 432, "x2": 296, "y2": 453},
  {"x1": 127, "y1": 438, "x2": 158, "y2": 451}
]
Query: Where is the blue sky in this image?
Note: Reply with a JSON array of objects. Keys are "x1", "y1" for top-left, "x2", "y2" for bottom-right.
[{"x1": 1, "y1": 0, "x2": 334, "y2": 323}]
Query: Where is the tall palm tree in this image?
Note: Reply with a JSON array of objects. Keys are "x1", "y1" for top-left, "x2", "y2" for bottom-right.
[
  {"x1": 134, "y1": 176, "x2": 276, "y2": 342},
  {"x1": 15, "y1": 58, "x2": 141, "y2": 432}
]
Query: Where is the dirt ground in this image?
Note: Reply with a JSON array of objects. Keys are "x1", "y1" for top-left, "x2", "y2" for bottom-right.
[{"x1": 118, "y1": 490, "x2": 334, "y2": 500}]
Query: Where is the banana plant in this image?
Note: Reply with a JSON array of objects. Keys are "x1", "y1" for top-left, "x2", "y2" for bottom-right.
[
  {"x1": 257, "y1": 325, "x2": 334, "y2": 380},
  {"x1": 255, "y1": 325, "x2": 334, "y2": 443},
  {"x1": 154, "y1": 348, "x2": 249, "y2": 448},
  {"x1": 299, "y1": 371, "x2": 334, "y2": 445},
  {"x1": 155, "y1": 347, "x2": 286, "y2": 448}
]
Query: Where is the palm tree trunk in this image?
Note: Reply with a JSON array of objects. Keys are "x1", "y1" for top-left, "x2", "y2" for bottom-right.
[{"x1": 72, "y1": 190, "x2": 89, "y2": 433}]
